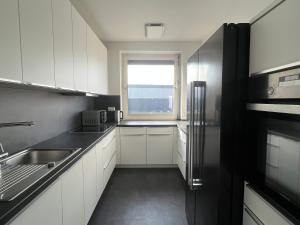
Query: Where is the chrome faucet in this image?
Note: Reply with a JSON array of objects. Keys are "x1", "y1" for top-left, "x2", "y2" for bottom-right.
[{"x1": 0, "y1": 121, "x2": 34, "y2": 160}]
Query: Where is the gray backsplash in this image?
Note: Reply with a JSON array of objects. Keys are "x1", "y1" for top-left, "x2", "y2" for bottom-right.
[{"x1": 0, "y1": 87, "x2": 95, "y2": 154}]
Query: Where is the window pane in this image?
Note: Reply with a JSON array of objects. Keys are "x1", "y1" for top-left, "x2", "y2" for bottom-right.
[{"x1": 127, "y1": 63, "x2": 175, "y2": 113}]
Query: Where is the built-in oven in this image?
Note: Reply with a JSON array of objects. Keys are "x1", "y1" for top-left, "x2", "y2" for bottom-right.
[{"x1": 246, "y1": 65, "x2": 300, "y2": 224}]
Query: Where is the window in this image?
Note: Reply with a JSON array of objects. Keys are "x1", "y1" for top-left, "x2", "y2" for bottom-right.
[{"x1": 122, "y1": 54, "x2": 179, "y2": 120}]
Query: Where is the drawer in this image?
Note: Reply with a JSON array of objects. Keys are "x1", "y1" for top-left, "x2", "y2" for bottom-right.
[
  {"x1": 147, "y1": 127, "x2": 174, "y2": 135},
  {"x1": 104, "y1": 153, "x2": 116, "y2": 186},
  {"x1": 244, "y1": 184, "x2": 293, "y2": 225},
  {"x1": 120, "y1": 127, "x2": 146, "y2": 135}
]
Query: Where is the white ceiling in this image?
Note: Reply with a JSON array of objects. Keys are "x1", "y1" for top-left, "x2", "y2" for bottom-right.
[{"x1": 70, "y1": 0, "x2": 276, "y2": 42}]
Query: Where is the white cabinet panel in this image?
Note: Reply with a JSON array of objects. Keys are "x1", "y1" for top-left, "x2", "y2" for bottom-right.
[
  {"x1": 82, "y1": 148, "x2": 97, "y2": 224},
  {"x1": 244, "y1": 184, "x2": 293, "y2": 225},
  {"x1": 52, "y1": 0, "x2": 74, "y2": 90},
  {"x1": 61, "y1": 160, "x2": 85, "y2": 225},
  {"x1": 147, "y1": 133, "x2": 173, "y2": 164},
  {"x1": 87, "y1": 26, "x2": 108, "y2": 94},
  {"x1": 9, "y1": 180, "x2": 62, "y2": 225},
  {"x1": 19, "y1": 0, "x2": 55, "y2": 87},
  {"x1": 250, "y1": 0, "x2": 300, "y2": 74},
  {"x1": 98, "y1": 40, "x2": 108, "y2": 95},
  {"x1": 0, "y1": 0, "x2": 22, "y2": 83},
  {"x1": 72, "y1": 6, "x2": 88, "y2": 92},
  {"x1": 104, "y1": 153, "x2": 116, "y2": 186},
  {"x1": 120, "y1": 128, "x2": 147, "y2": 164},
  {"x1": 96, "y1": 142, "x2": 104, "y2": 199},
  {"x1": 243, "y1": 206, "x2": 260, "y2": 225},
  {"x1": 87, "y1": 26, "x2": 100, "y2": 94}
]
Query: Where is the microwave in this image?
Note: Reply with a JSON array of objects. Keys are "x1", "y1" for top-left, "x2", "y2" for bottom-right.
[
  {"x1": 81, "y1": 110, "x2": 107, "y2": 126},
  {"x1": 245, "y1": 66, "x2": 300, "y2": 224}
]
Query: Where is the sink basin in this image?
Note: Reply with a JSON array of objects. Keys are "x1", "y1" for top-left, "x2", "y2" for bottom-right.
[{"x1": 4, "y1": 148, "x2": 80, "y2": 166}]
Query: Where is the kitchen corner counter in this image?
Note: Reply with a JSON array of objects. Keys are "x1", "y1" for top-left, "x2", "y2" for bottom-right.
[
  {"x1": 117, "y1": 120, "x2": 188, "y2": 134},
  {"x1": 118, "y1": 120, "x2": 178, "y2": 127}
]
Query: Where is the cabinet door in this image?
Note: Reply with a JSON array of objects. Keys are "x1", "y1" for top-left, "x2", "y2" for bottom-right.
[
  {"x1": 19, "y1": 0, "x2": 55, "y2": 87},
  {"x1": 72, "y1": 6, "x2": 88, "y2": 92},
  {"x1": 52, "y1": 0, "x2": 74, "y2": 90},
  {"x1": 120, "y1": 128, "x2": 147, "y2": 164},
  {"x1": 87, "y1": 26, "x2": 100, "y2": 94},
  {"x1": 147, "y1": 128, "x2": 174, "y2": 164},
  {"x1": 98, "y1": 41, "x2": 108, "y2": 95},
  {"x1": 250, "y1": 0, "x2": 300, "y2": 74},
  {"x1": 0, "y1": 0, "x2": 22, "y2": 83},
  {"x1": 96, "y1": 142, "x2": 104, "y2": 200},
  {"x1": 82, "y1": 148, "x2": 97, "y2": 224},
  {"x1": 61, "y1": 160, "x2": 85, "y2": 225},
  {"x1": 9, "y1": 179, "x2": 62, "y2": 225}
]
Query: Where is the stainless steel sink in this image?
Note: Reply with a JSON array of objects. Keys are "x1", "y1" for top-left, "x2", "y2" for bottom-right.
[
  {"x1": 0, "y1": 148, "x2": 81, "y2": 201},
  {"x1": 5, "y1": 148, "x2": 79, "y2": 166}
]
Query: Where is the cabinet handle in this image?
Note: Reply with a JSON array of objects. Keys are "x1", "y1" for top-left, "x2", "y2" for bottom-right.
[
  {"x1": 244, "y1": 205, "x2": 265, "y2": 225},
  {"x1": 147, "y1": 134, "x2": 172, "y2": 136}
]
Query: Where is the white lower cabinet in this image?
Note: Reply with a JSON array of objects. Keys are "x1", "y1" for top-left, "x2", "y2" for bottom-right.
[
  {"x1": 120, "y1": 128, "x2": 147, "y2": 165},
  {"x1": 119, "y1": 127, "x2": 177, "y2": 166},
  {"x1": 147, "y1": 128, "x2": 174, "y2": 164},
  {"x1": 96, "y1": 142, "x2": 104, "y2": 200},
  {"x1": 9, "y1": 129, "x2": 118, "y2": 225},
  {"x1": 61, "y1": 160, "x2": 85, "y2": 225},
  {"x1": 82, "y1": 147, "x2": 97, "y2": 224},
  {"x1": 177, "y1": 128, "x2": 186, "y2": 179},
  {"x1": 9, "y1": 179, "x2": 63, "y2": 225}
]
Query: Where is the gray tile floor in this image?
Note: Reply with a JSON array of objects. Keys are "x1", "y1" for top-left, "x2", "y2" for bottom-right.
[{"x1": 88, "y1": 168, "x2": 188, "y2": 225}]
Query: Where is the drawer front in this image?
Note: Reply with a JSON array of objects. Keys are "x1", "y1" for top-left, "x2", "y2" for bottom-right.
[
  {"x1": 104, "y1": 153, "x2": 116, "y2": 186},
  {"x1": 244, "y1": 185, "x2": 293, "y2": 225},
  {"x1": 147, "y1": 127, "x2": 174, "y2": 135},
  {"x1": 120, "y1": 127, "x2": 146, "y2": 135}
]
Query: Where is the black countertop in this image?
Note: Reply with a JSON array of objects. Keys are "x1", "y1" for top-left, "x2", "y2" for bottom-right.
[
  {"x1": 118, "y1": 120, "x2": 188, "y2": 134},
  {"x1": 118, "y1": 120, "x2": 178, "y2": 127},
  {"x1": 0, "y1": 125, "x2": 116, "y2": 225}
]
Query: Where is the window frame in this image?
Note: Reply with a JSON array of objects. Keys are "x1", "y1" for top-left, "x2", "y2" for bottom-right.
[{"x1": 121, "y1": 53, "x2": 180, "y2": 120}]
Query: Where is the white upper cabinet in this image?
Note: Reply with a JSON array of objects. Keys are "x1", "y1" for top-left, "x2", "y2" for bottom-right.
[
  {"x1": 52, "y1": 0, "x2": 74, "y2": 90},
  {"x1": 72, "y1": 6, "x2": 88, "y2": 92},
  {"x1": 87, "y1": 26, "x2": 100, "y2": 94},
  {"x1": 87, "y1": 26, "x2": 108, "y2": 94},
  {"x1": 98, "y1": 41, "x2": 108, "y2": 94},
  {"x1": 250, "y1": 0, "x2": 300, "y2": 74},
  {"x1": 0, "y1": 0, "x2": 22, "y2": 83},
  {"x1": 19, "y1": 0, "x2": 55, "y2": 87}
]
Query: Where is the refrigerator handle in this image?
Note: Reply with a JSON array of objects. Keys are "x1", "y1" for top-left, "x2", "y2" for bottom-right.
[{"x1": 188, "y1": 81, "x2": 206, "y2": 190}]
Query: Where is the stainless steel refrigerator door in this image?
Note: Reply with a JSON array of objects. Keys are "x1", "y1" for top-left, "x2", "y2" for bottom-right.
[{"x1": 187, "y1": 81, "x2": 206, "y2": 190}]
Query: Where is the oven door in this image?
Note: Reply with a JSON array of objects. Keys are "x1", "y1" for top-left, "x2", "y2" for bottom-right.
[{"x1": 246, "y1": 103, "x2": 300, "y2": 223}]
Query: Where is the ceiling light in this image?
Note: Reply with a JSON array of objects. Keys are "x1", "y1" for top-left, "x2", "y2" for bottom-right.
[{"x1": 145, "y1": 23, "x2": 165, "y2": 39}]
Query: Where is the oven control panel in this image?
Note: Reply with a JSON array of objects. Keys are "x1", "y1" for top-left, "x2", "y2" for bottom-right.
[{"x1": 248, "y1": 67, "x2": 300, "y2": 100}]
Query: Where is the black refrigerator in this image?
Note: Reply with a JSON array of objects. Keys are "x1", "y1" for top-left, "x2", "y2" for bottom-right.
[{"x1": 186, "y1": 24, "x2": 249, "y2": 225}]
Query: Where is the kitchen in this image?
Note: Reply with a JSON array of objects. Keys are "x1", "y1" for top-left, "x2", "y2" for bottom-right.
[{"x1": 0, "y1": 0, "x2": 299, "y2": 225}]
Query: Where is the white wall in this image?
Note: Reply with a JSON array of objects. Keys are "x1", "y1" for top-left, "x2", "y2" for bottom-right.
[{"x1": 105, "y1": 41, "x2": 200, "y2": 119}]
